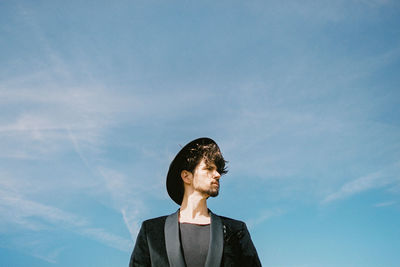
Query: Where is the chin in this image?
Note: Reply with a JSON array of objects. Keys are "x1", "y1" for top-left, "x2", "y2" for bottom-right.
[{"x1": 208, "y1": 190, "x2": 219, "y2": 198}]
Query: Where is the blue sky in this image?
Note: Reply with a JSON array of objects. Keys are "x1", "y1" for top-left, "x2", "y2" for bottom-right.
[{"x1": 1, "y1": 0, "x2": 400, "y2": 266}]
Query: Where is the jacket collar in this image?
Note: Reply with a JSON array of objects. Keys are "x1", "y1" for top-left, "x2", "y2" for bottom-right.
[{"x1": 164, "y1": 209, "x2": 224, "y2": 267}]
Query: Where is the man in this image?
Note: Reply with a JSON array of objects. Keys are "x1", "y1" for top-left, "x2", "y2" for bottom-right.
[{"x1": 130, "y1": 137, "x2": 261, "y2": 267}]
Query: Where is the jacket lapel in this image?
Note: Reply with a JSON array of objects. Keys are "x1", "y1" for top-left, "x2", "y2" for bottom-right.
[
  {"x1": 205, "y1": 211, "x2": 224, "y2": 267},
  {"x1": 165, "y1": 210, "x2": 186, "y2": 267}
]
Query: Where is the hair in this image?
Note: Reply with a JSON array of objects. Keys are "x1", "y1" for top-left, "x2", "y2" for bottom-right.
[{"x1": 181, "y1": 141, "x2": 228, "y2": 175}]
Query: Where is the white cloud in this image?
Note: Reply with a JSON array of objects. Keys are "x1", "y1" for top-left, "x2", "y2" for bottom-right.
[
  {"x1": 246, "y1": 208, "x2": 285, "y2": 229},
  {"x1": 81, "y1": 227, "x2": 132, "y2": 252},
  {"x1": 373, "y1": 201, "x2": 396, "y2": 207},
  {"x1": 0, "y1": 235, "x2": 66, "y2": 264},
  {"x1": 0, "y1": 183, "x2": 132, "y2": 261},
  {"x1": 322, "y1": 164, "x2": 400, "y2": 204},
  {"x1": 0, "y1": 189, "x2": 87, "y2": 231},
  {"x1": 98, "y1": 167, "x2": 146, "y2": 241},
  {"x1": 323, "y1": 171, "x2": 383, "y2": 203}
]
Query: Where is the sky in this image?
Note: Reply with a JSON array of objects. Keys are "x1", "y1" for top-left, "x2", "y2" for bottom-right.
[{"x1": 1, "y1": 0, "x2": 400, "y2": 266}]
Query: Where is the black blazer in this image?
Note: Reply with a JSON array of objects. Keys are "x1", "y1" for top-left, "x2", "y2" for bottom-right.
[{"x1": 130, "y1": 210, "x2": 261, "y2": 267}]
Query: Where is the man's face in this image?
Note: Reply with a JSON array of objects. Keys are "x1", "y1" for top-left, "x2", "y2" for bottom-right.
[{"x1": 191, "y1": 159, "x2": 221, "y2": 198}]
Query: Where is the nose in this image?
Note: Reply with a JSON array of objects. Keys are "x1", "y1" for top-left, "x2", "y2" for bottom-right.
[{"x1": 214, "y1": 170, "x2": 221, "y2": 179}]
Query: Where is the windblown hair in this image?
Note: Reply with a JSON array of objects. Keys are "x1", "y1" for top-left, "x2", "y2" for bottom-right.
[{"x1": 181, "y1": 142, "x2": 228, "y2": 175}]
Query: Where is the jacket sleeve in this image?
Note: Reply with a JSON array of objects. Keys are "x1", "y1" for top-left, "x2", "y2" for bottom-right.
[
  {"x1": 239, "y1": 223, "x2": 262, "y2": 267},
  {"x1": 129, "y1": 222, "x2": 151, "y2": 267}
]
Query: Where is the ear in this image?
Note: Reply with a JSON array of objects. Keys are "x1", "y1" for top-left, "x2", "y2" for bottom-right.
[{"x1": 181, "y1": 170, "x2": 192, "y2": 185}]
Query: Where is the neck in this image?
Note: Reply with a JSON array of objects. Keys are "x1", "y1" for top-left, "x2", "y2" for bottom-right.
[{"x1": 179, "y1": 192, "x2": 210, "y2": 224}]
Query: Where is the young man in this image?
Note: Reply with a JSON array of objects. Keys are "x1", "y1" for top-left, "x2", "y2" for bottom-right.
[{"x1": 130, "y1": 137, "x2": 261, "y2": 267}]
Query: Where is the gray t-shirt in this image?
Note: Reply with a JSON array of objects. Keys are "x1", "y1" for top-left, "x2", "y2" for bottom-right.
[{"x1": 179, "y1": 223, "x2": 210, "y2": 267}]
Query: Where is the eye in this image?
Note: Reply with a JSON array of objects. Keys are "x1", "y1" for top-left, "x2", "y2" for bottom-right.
[{"x1": 206, "y1": 165, "x2": 216, "y2": 171}]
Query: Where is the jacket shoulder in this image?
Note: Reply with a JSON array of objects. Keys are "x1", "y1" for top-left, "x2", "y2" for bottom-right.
[
  {"x1": 143, "y1": 215, "x2": 168, "y2": 224},
  {"x1": 217, "y1": 215, "x2": 247, "y2": 231},
  {"x1": 218, "y1": 215, "x2": 245, "y2": 225},
  {"x1": 142, "y1": 215, "x2": 168, "y2": 228}
]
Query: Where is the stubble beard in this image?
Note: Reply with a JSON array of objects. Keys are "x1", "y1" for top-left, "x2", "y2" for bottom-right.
[
  {"x1": 207, "y1": 189, "x2": 219, "y2": 197},
  {"x1": 194, "y1": 181, "x2": 220, "y2": 198},
  {"x1": 205, "y1": 185, "x2": 219, "y2": 198}
]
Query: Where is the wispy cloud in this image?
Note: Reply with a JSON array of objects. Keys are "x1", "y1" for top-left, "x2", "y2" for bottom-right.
[
  {"x1": 246, "y1": 208, "x2": 285, "y2": 229},
  {"x1": 0, "y1": 86, "x2": 114, "y2": 161},
  {"x1": 322, "y1": 171, "x2": 384, "y2": 203},
  {"x1": 0, "y1": 189, "x2": 87, "y2": 231},
  {"x1": 373, "y1": 201, "x2": 396, "y2": 207},
  {"x1": 0, "y1": 181, "x2": 132, "y2": 261},
  {"x1": 81, "y1": 227, "x2": 132, "y2": 252},
  {"x1": 322, "y1": 164, "x2": 400, "y2": 204},
  {"x1": 0, "y1": 235, "x2": 66, "y2": 263},
  {"x1": 98, "y1": 167, "x2": 147, "y2": 241}
]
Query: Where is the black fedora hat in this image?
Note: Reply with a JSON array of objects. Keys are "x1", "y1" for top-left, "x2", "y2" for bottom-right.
[{"x1": 166, "y1": 137, "x2": 218, "y2": 205}]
